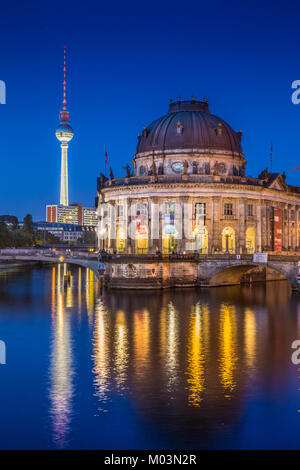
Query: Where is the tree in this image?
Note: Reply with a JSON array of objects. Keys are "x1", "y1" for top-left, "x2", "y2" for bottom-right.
[
  {"x1": 0, "y1": 221, "x2": 11, "y2": 248},
  {"x1": 23, "y1": 214, "x2": 34, "y2": 235},
  {"x1": 11, "y1": 230, "x2": 33, "y2": 247}
]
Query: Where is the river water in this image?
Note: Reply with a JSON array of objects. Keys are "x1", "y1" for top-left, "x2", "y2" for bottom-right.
[{"x1": 0, "y1": 265, "x2": 300, "y2": 450}]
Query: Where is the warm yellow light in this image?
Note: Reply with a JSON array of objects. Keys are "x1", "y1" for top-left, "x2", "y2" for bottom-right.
[
  {"x1": 59, "y1": 256, "x2": 65, "y2": 262},
  {"x1": 193, "y1": 227, "x2": 199, "y2": 234},
  {"x1": 119, "y1": 231, "x2": 125, "y2": 239}
]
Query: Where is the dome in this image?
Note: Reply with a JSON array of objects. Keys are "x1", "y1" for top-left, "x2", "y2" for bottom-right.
[{"x1": 136, "y1": 100, "x2": 242, "y2": 155}]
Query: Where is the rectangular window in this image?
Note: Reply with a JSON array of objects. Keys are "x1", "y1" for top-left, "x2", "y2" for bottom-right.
[
  {"x1": 137, "y1": 203, "x2": 147, "y2": 215},
  {"x1": 224, "y1": 203, "x2": 233, "y2": 216},
  {"x1": 248, "y1": 204, "x2": 253, "y2": 217},
  {"x1": 195, "y1": 203, "x2": 206, "y2": 216},
  {"x1": 118, "y1": 205, "x2": 124, "y2": 217}
]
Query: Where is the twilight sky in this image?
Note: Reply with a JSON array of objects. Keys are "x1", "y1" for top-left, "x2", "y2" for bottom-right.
[{"x1": 0, "y1": 0, "x2": 299, "y2": 220}]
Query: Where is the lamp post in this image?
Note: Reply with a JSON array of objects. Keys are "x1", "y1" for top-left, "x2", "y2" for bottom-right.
[{"x1": 224, "y1": 228, "x2": 230, "y2": 254}]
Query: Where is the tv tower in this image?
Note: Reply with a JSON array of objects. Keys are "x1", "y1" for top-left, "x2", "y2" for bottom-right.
[{"x1": 55, "y1": 46, "x2": 74, "y2": 206}]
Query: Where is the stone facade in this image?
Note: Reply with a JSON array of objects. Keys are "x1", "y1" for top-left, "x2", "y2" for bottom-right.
[{"x1": 96, "y1": 99, "x2": 300, "y2": 257}]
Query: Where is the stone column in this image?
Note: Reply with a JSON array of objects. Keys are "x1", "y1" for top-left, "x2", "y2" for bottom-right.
[
  {"x1": 296, "y1": 206, "x2": 300, "y2": 250},
  {"x1": 180, "y1": 195, "x2": 190, "y2": 253},
  {"x1": 149, "y1": 196, "x2": 160, "y2": 253},
  {"x1": 109, "y1": 200, "x2": 116, "y2": 253},
  {"x1": 256, "y1": 200, "x2": 262, "y2": 252},
  {"x1": 127, "y1": 198, "x2": 136, "y2": 254},
  {"x1": 238, "y1": 197, "x2": 247, "y2": 254},
  {"x1": 211, "y1": 196, "x2": 221, "y2": 253}
]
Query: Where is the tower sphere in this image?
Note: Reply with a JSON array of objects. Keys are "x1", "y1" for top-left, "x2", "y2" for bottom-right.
[{"x1": 55, "y1": 122, "x2": 74, "y2": 143}]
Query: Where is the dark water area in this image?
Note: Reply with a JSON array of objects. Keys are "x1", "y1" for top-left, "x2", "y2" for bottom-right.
[{"x1": 0, "y1": 265, "x2": 300, "y2": 450}]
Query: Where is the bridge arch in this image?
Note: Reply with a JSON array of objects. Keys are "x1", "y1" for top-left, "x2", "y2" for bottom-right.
[{"x1": 208, "y1": 263, "x2": 291, "y2": 287}]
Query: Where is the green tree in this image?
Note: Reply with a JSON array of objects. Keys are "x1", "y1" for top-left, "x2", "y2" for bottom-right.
[
  {"x1": 11, "y1": 230, "x2": 33, "y2": 247},
  {"x1": 23, "y1": 214, "x2": 34, "y2": 235},
  {"x1": 0, "y1": 221, "x2": 11, "y2": 248}
]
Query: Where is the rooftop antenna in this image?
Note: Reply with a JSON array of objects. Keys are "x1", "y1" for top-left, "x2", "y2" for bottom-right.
[{"x1": 63, "y1": 45, "x2": 67, "y2": 110}]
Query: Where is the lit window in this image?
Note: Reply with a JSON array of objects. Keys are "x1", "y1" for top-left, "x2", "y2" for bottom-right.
[
  {"x1": 137, "y1": 203, "x2": 147, "y2": 215},
  {"x1": 224, "y1": 203, "x2": 233, "y2": 216},
  {"x1": 118, "y1": 205, "x2": 124, "y2": 217},
  {"x1": 195, "y1": 203, "x2": 206, "y2": 215}
]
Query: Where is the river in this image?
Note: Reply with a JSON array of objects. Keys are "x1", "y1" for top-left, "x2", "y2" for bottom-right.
[{"x1": 0, "y1": 265, "x2": 299, "y2": 450}]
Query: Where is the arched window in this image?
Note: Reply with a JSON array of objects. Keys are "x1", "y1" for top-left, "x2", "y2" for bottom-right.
[{"x1": 139, "y1": 165, "x2": 146, "y2": 176}]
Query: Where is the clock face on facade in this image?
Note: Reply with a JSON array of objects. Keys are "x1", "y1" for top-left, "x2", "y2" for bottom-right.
[{"x1": 172, "y1": 162, "x2": 184, "y2": 173}]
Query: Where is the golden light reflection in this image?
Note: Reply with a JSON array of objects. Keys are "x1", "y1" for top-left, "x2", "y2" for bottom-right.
[
  {"x1": 49, "y1": 264, "x2": 74, "y2": 448},
  {"x1": 219, "y1": 303, "x2": 237, "y2": 396},
  {"x1": 51, "y1": 267, "x2": 56, "y2": 317},
  {"x1": 160, "y1": 302, "x2": 179, "y2": 391},
  {"x1": 65, "y1": 267, "x2": 73, "y2": 309},
  {"x1": 244, "y1": 308, "x2": 256, "y2": 369},
  {"x1": 78, "y1": 267, "x2": 82, "y2": 313},
  {"x1": 114, "y1": 310, "x2": 128, "y2": 390},
  {"x1": 134, "y1": 309, "x2": 150, "y2": 380},
  {"x1": 186, "y1": 303, "x2": 209, "y2": 406},
  {"x1": 92, "y1": 299, "x2": 110, "y2": 409},
  {"x1": 85, "y1": 268, "x2": 95, "y2": 321}
]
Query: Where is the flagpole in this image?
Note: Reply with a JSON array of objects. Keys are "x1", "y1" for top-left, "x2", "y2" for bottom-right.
[
  {"x1": 105, "y1": 144, "x2": 108, "y2": 177},
  {"x1": 270, "y1": 140, "x2": 273, "y2": 173}
]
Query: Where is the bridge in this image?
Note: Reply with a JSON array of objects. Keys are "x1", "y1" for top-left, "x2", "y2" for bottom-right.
[{"x1": 0, "y1": 249, "x2": 299, "y2": 290}]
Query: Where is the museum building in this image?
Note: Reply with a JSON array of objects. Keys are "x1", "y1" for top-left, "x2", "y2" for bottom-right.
[{"x1": 96, "y1": 98, "x2": 300, "y2": 255}]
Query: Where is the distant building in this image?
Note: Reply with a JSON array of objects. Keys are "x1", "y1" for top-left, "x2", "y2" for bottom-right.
[
  {"x1": 83, "y1": 207, "x2": 98, "y2": 226},
  {"x1": 0, "y1": 215, "x2": 19, "y2": 228},
  {"x1": 46, "y1": 204, "x2": 97, "y2": 226},
  {"x1": 34, "y1": 221, "x2": 95, "y2": 242}
]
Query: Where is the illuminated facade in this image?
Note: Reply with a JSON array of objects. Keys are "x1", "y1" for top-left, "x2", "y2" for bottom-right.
[{"x1": 97, "y1": 98, "x2": 300, "y2": 254}]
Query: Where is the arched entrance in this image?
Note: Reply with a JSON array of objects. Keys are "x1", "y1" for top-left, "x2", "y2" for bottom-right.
[
  {"x1": 135, "y1": 232, "x2": 148, "y2": 254},
  {"x1": 162, "y1": 232, "x2": 178, "y2": 254},
  {"x1": 246, "y1": 227, "x2": 255, "y2": 254},
  {"x1": 193, "y1": 226, "x2": 208, "y2": 253},
  {"x1": 222, "y1": 227, "x2": 235, "y2": 254}
]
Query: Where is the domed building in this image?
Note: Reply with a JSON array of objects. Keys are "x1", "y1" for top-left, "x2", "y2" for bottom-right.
[{"x1": 96, "y1": 98, "x2": 300, "y2": 256}]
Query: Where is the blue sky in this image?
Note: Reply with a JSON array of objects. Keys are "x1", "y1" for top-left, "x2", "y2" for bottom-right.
[{"x1": 0, "y1": 0, "x2": 299, "y2": 220}]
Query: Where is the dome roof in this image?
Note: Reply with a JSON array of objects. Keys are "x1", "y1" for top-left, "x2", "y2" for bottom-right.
[{"x1": 136, "y1": 100, "x2": 242, "y2": 155}]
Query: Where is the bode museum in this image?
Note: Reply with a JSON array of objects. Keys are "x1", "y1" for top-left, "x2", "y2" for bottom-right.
[{"x1": 96, "y1": 98, "x2": 300, "y2": 256}]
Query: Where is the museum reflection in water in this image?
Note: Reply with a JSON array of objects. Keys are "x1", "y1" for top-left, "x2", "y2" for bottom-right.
[{"x1": 49, "y1": 264, "x2": 300, "y2": 447}]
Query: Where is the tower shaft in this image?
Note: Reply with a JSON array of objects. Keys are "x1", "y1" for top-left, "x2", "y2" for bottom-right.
[{"x1": 60, "y1": 142, "x2": 69, "y2": 206}]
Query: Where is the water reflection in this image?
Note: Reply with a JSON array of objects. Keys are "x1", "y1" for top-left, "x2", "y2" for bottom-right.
[
  {"x1": 49, "y1": 264, "x2": 74, "y2": 448},
  {"x1": 93, "y1": 299, "x2": 110, "y2": 411},
  {"x1": 186, "y1": 303, "x2": 209, "y2": 406},
  {"x1": 44, "y1": 267, "x2": 300, "y2": 449},
  {"x1": 219, "y1": 304, "x2": 237, "y2": 396}
]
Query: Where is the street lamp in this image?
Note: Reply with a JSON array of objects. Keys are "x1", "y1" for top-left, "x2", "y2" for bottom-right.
[{"x1": 224, "y1": 228, "x2": 230, "y2": 253}]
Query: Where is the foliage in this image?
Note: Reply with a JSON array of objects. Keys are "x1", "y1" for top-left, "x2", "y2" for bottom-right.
[{"x1": 23, "y1": 214, "x2": 34, "y2": 235}]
